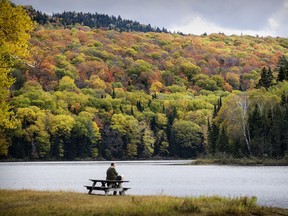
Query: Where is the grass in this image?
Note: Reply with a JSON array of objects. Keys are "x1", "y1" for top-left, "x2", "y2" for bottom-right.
[
  {"x1": 1, "y1": 190, "x2": 288, "y2": 216},
  {"x1": 191, "y1": 156, "x2": 288, "y2": 166}
]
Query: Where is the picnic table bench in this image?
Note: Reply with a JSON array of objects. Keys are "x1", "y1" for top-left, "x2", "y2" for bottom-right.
[{"x1": 84, "y1": 179, "x2": 130, "y2": 196}]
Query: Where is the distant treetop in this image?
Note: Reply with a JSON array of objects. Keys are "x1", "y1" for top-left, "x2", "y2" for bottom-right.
[{"x1": 26, "y1": 6, "x2": 169, "y2": 33}]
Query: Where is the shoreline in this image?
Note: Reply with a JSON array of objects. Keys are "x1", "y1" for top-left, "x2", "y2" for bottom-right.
[
  {"x1": 190, "y1": 157, "x2": 288, "y2": 166},
  {"x1": 1, "y1": 157, "x2": 288, "y2": 166}
]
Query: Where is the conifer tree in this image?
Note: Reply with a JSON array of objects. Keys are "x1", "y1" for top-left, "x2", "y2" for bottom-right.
[
  {"x1": 216, "y1": 127, "x2": 229, "y2": 153},
  {"x1": 208, "y1": 118, "x2": 219, "y2": 155},
  {"x1": 277, "y1": 55, "x2": 288, "y2": 78},
  {"x1": 267, "y1": 66, "x2": 274, "y2": 87},
  {"x1": 281, "y1": 92, "x2": 288, "y2": 106},
  {"x1": 269, "y1": 106, "x2": 282, "y2": 157},
  {"x1": 112, "y1": 88, "x2": 116, "y2": 99},
  {"x1": 207, "y1": 98, "x2": 222, "y2": 155},
  {"x1": 248, "y1": 105, "x2": 264, "y2": 155},
  {"x1": 277, "y1": 67, "x2": 286, "y2": 82},
  {"x1": 280, "y1": 107, "x2": 288, "y2": 156},
  {"x1": 257, "y1": 67, "x2": 274, "y2": 89},
  {"x1": 276, "y1": 56, "x2": 288, "y2": 82}
]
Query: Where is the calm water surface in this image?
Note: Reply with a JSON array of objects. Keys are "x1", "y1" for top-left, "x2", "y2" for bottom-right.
[{"x1": 0, "y1": 160, "x2": 287, "y2": 208}]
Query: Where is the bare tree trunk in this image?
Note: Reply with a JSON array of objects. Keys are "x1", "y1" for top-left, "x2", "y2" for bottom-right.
[
  {"x1": 31, "y1": 139, "x2": 39, "y2": 158},
  {"x1": 237, "y1": 94, "x2": 251, "y2": 155}
]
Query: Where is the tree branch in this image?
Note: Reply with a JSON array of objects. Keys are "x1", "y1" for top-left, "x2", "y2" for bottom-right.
[{"x1": 11, "y1": 55, "x2": 35, "y2": 68}]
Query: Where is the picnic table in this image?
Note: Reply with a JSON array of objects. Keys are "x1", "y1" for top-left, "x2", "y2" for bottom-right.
[{"x1": 84, "y1": 179, "x2": 130, "y2": 196}]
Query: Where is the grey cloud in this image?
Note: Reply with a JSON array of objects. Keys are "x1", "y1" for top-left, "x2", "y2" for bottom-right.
[
  {"x1": 11, "y1": 0, "x2": 287, "y2": 36},
  {"x1": 190, "y1": 0, "x2": 284, "y2": 30}
]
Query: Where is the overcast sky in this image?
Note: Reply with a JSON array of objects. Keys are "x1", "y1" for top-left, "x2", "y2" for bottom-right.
[{"x1": 11, "y1": 0, "x2": 288, "y2": 37}]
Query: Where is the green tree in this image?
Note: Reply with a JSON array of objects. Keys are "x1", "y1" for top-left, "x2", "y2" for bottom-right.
[
  {"x1": 277, "y1": 67, "x2": 286, "y2": 82},
  {"x1": 208, "y1": 117, "x2": 219, "y2": 155},
  {"x1": 216, "y1": 127, "x2": 229, "y2": 153},
  {"x1": 110, "y1": 113, "x2": 141, "y2": 158},
  {"x1": 49, "y1": 114, "x2": 75, "y2": 158},
  {"x1": 10, "y1": 107, "x2": 37, "y2": 158},
  {"x1": 139, "y1": 122, "x2": 155, "y2": 158},
  {"x1": 172, "y1": 120, "x2": 204, "y2": 158},
  {"x1": 179, "y1": 61, "x2": 201, "y2": 81},
  {"x1": 277, "y1": 56, "x2": 288, "y2": 82},
  {"x1": 67, "y1": 115, "x2": 100, "y2": 159},
  {"x1": 58, "y1": 76, "x2": 78, "y2": 92},
  {"x1": 248, "y1": 105, "x2": 264, "y2": 156},
  {"x1": 216, "y1": 92, "x2": 251, "y2": 155},
  {"x1": 9, "y1": 107, "x2": 50, "y2": 159},
  {"x1": 207, "y1": 98, "x2": 222, "y2": 154},
  {"x1": 11, "y1": 81, "x2": 56, "y2": 110},
  {"x1": 257, "y1": 67, "x2": 274, "y2": 90}
]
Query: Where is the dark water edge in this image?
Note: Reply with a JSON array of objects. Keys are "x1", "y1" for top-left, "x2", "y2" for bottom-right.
[
  {"x1": 1, "y1": 156, "x2": 288, "y2": 166},
  {"x1": 191, "y1": 157, "x2": 288, "y2": 166}
]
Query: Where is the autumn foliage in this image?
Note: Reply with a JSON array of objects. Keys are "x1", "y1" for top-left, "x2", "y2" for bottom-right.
[{"x1": 2, "y1": 2, "x2": 288, "y2": 160}]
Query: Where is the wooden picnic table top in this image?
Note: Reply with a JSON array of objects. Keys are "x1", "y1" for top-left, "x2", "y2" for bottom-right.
[{"x1": 89, "y1": 179, "x2": 129, "y2": 183}]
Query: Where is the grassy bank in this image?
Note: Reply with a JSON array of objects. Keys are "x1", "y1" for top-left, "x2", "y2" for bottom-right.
[
  {"x1": 191, "y1": 157, "x2": 288, "y2": 166},
  {"x1": 0, "y1": 190, "x2": 287, "y2": 216}
]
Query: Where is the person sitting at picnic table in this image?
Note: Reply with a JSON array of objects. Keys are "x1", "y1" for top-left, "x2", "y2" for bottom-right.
[
  {"x1": 106, "y1": 162, "x2": 122, "y2": 181},
  {"x1": 106, "y1": 162, "x2": 125, "y2": 194}
]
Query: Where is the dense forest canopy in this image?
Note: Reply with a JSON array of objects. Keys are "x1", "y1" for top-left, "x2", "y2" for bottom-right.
[{"x1": 1, "y1": 2, "x2": 288, "y2": 160}]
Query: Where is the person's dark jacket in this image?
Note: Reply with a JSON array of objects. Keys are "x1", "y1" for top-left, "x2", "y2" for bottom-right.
[{"x1": 106, "y1": 166, "x2": 118, "y2": 180}]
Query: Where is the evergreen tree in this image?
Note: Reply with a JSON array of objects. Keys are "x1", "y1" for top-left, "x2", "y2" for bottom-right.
[
  {"x1": 130, "y1": 105, "x2": 134, "y2": 116},
  {"x1": 276, "y1": 56, "x2": 288, "y2": 82},
  {"x1": 280, "y1": 107, "x2": 288, "y2": 156},
  {"x1": 150, "y1": 116, "x2": 157, "y2": 132},
  {"x1": 257, "y1": 67, "x2": 273, "y2": 89},
  {"x1": 212, "y1": 104, "x2": 218, "y2": 118},
  {"x1": 136, "y1": 100, "x2": 144, "y2": 112},
  {"x1": 112, "y1": 88, "x2": 116, "y2": 99},
  {"x1": 249, "y1": 105, "x2": 264, "y2": 156},
  {"x1": 281, "y1": 91, "x2": 288, "y2": 106},
  {"x1": 207, "y1": 98, "x2": 222, "y2": 155},
  {"x1": 208, "y1": 119, "x2": 219, "y2": 155},
  {"x1": 279, "y1": 97, "x2": 288, "y2": 158},
  {"x1": 218, "y1": 97, "x2": 222, "y2": 111},
  {"x1": 166, "y1": 107, "x2": 177, "y2": 156},
  {"x1": 267, "y1": 66, "x2": 274, "y2": 87},
  {"x1": 277, "y1": 67, "x2": 286, "y2": 82},
  {"x1": 216, "y1": 127, "x2": 229, "y2": 153},
  {"x1": 269, "y1": 106, "x2": 283, "y2": 157}
]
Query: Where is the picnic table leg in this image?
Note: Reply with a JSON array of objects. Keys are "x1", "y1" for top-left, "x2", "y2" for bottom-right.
[
  {"x1": 88, "y1": 181, "x2": 97, "y2": 194},
  {"x1": 105, "y1": 190, "x2": 109, "y2": 196}
]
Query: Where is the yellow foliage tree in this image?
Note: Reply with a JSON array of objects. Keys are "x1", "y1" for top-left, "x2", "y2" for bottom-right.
[
  {"x1": 0, "y1": 0, "x2": 35, "y2": 156},
  {"x1": 149, "y1": 81, "x2": 163, "y2": 93}
]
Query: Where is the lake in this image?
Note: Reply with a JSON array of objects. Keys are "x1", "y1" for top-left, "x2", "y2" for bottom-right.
[{"x1": 0, "y1": 160, "x2": 287, "y2": 208}]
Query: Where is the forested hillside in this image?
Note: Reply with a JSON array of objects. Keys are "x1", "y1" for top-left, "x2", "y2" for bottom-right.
[{"x1": 2, "y1": 3, "x2": 288, "y2": 160}]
